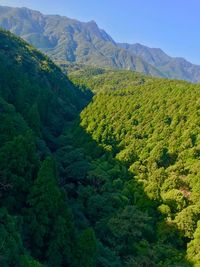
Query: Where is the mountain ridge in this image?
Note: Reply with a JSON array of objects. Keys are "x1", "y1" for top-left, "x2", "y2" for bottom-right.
[
  {"x1": 118, "y1": 42, "x2": 200, "y2": 82},
  {"x1": 0, "y1": 5, "x2": 200, "y2": 82},
  {"x1": 0, "y1": 5, "x2": 167, "y2": 78}
]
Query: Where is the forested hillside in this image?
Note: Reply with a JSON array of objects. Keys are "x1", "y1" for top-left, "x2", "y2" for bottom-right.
[
  {"x1": 69, "y1": 68, "x2": 200, "y2": 266},
  {"x1": 0, "y1": 29, "x2": 93, "y2": 266},
  {"x1": 0, "y1": 28, "x2": 200, "y2": 267}
]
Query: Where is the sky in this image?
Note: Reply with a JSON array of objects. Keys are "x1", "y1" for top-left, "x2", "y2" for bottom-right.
[{"x1": 1, "y1": 0, "x2": 200, "y2": 64}]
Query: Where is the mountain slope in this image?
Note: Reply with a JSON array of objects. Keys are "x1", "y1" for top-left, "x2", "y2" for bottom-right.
[
  {"x1": 0, "y1": 28, "x2": 197, "y2": 266},
  {"x1": 118, "y1": 43, "x2": 200, "y2": 83},
  {"x1": 0, "y1": 28, "x2": 80, "y2": 266},
  {"x1": 70, "y1": 67, "x2": 200, "y2": 266},
  {"x1": 0, "y1": 5, "x2": 164, "y2": 77},
  {"x1": 0, "y1": 28, "x2": 93, "y2": 140}
]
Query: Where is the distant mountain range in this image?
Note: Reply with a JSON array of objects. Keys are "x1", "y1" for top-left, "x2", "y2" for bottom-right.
[
  {"x1": 118, "y1": 43, "x2": 200, "y2": 83},
  {"x1": 1, "y1": 5, "x2": 200, "y2": 83}
]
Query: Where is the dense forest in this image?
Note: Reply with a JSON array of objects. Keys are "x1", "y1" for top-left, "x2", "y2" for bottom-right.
[{"x1": 0, "y1": 28, "x2": 200, "y2": 267}]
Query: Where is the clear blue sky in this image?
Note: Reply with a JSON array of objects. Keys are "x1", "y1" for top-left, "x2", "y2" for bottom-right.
[{"x1": 1, "y1": 0, "x2": 200, "y2": 64}]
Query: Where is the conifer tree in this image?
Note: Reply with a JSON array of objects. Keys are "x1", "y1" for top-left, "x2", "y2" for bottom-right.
[
  {"x1": 26, "y1": 157, "x2": 74, "y2": 265},
  {"x1": 74, "y1": 228, "x2": 98, "y2": 267}
]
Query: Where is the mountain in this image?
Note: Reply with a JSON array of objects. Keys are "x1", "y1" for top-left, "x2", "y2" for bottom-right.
[
  {"x1": 118, "y1": 43, "x2": 200, "y2": 83},
  {"x1": 0, "y1": 5, "x2": 165, "y2": 77},
  {"x1": 1, "y1": 5, "x2": 200, "y2": 83},
  {"x1": 118, "y1": 43, "x2": 171, "y2": 67}
]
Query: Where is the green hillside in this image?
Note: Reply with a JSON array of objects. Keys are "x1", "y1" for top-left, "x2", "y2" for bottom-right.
[
  {"x1": 70, "y1": 68, "x2": 200, "y2": 266},
  {"x1": 0, "y1": 29, "x2": 92, "y2": 267},
  {"x1": 0, "y1": 28, "x2": 200, "y2": 267}
]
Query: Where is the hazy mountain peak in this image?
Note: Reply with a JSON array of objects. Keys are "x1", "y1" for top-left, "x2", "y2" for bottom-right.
[{"x1": 86, "y1": 19, "x2": 97, "y2": 26}]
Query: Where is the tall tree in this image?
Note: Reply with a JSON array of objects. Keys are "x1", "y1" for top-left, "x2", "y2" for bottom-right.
[
  {"x1": 74, "y1": 228, "x2": 98, "y2": 267},
  {"x1": 25, "y1": 157, "x2": 74, "y2": 265},
  {"x1": 0, "y1": 132, "x2": 39, "y2": 211}
]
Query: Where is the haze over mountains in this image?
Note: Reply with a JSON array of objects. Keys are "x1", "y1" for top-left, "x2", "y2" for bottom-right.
[{"x1": 1, "y1": 5, "x2": 200, "y2": 83}]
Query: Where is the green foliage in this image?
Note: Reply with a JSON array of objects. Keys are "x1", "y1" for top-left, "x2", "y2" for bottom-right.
[
  {"x1": 74, "y1": 228, "x2": 97, "y2": 267},
  {"x1": 70, "y1": 67, "x2": 200, "y2": 265},
  {"x1": 0, "y1": 208, "x2": 25, "y2": 267},
  {"x1": 175, "y1": 205, "x2": 200, "y2": 238},
  {"x1": 0, "y1": 28, "x2": 197, "y2": 267},
  {"x1": 108, "y1": 206, "x2": 152, "y2": 259},
  {"x1": 0, "y1": 29, "x2": 90, "y2": 266},
  {"x1": 187, "y1": 221, "x2": 200, "y2": 266},
  {"x1": 26, "y1": 157, "x2": 74, "y2": 265},
  {"x1": 26, "y1": 103, "x2": 41, "y2": 135},
  {"x1": 0, "y1": 29, "x2": 90, "y2": 140},
  {"x1": 0, "y1": 132, "x2": 39, "y2": 211},
  {"x1": 20, "y1": 255, "x2": 44, "y2": 267}
]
